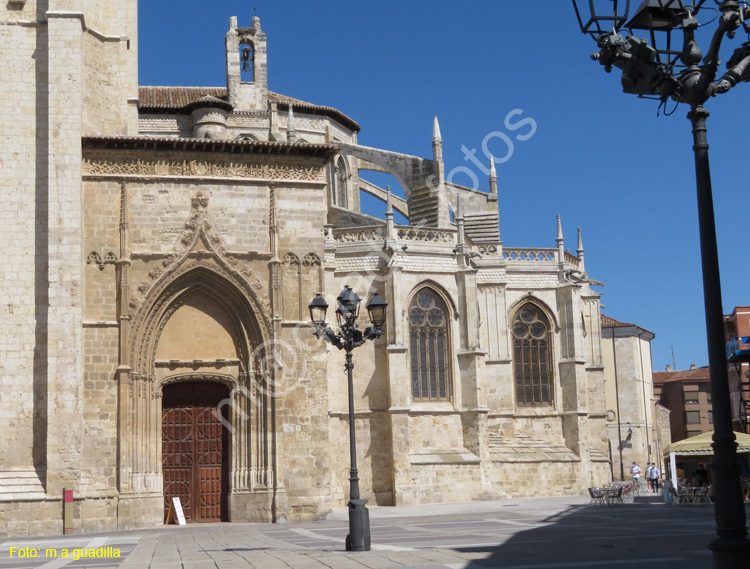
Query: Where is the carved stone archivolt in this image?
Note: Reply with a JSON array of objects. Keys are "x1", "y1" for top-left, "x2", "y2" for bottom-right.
[
  {"x1": 83, "y1": 154, "x2": 323, "y2": 182},
  {"x1": 124, "y1": 253, "x2": 272, "y2": 496},
  {"x1": 154, "y1": 373, "x2": 239, "y2": 399},
  {"x1": 240, "y1": 265, "x2": 264, "y2": 292},
  {"x1": 129, "y1": 260, "x2": 269, "y2": 378}
]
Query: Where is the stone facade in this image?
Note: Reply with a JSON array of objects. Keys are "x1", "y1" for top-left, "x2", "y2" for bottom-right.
[
  {"x1": 601, "y1": 316, "x2": 671, "y2": 481},
  {"x1": 0, "y1": 9, "x2": 612, "y2": 536}
]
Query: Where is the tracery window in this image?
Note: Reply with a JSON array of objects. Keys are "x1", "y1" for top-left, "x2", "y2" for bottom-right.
[
  {"x1": 512, "y1": 304, "x2": 554, "y2": 406},
  {"x1": 409, "y1": 288, "x2": 452, "y2": 400}
]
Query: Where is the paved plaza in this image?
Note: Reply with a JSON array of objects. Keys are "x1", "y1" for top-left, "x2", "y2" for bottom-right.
[{"x1": 0, "y1": 493, "x2": 738, "y2": 569}]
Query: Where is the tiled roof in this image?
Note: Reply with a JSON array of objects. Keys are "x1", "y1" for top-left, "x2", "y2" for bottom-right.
[
  {"x1": 138, "y1": 87, "x2": 360, "y2": 132},
  {"x1": 184, "y1": 95, "x2": 234, "y2": 112},
  {"x1": 139, "y1": 87, "x2": 228, "y2": 109},
  {"x1": 652, "y1": 367, "x2": 711, "y2": 385},
  {"x1": 601, "y1": 314, "x2": 636, "y2": 328}
]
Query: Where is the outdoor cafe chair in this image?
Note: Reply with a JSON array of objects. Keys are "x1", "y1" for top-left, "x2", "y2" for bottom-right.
[
  {"x1": 621, "y1": 484, "x2": 634, "y2": 503},
  {"x1": 693, "y1": 486, "x2": 710, "y2": 505},
  {"x1": 588, "y1": 487, "x2": 605, "y2": 506},
  {"x1": 670, "y1": 484, "x2": 688, "y2": 505},
  {"x1": 605, "y1": 485, "x2": 624, "y2": 506}
]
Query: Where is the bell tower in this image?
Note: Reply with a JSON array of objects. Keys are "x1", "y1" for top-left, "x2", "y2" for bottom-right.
[{"x1": 226, "y1": 15, "x2": 268, "y2": 110}]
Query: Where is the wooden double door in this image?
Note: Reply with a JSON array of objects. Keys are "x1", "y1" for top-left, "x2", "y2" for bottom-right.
[{"x1": 162, "y1": 381, "x2": 229, "y2": 522}]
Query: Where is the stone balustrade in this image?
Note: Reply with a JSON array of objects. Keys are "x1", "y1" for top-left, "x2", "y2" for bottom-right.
[
  {"x1": 503, "y1": 248, "x2": 558, "y2": 262},
  {"x1": 564, "y1": 251, "x2": 582, "y2": 270},
  {"x1": 332, "y1": 226, "x2": 385, "y2": 243},
  {"x1": 396, "y1": 225, "x2": 456, "y2": 244}
]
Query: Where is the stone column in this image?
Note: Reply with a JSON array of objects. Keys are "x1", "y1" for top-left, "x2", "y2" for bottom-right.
[
  {"x1": 455, "y1": 263, "x2": 491, "y2": 495},
  {"x1": 267, "y1": 185, "x2": 288, "y2": 521},
  {"x1": 44, "y1": 9, "x2": 85, "y2": 498},
  {"x1": 384, "y1": 262, "x2": 415, "y2": 505},
  {"x1": 557, "y1": 283, "x2": 593, "y2": 488},
  {"x1": 116, "y1": 183, "x2": 132, "y2": 493}
]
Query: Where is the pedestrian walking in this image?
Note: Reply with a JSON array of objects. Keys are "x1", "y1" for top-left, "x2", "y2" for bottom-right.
[
  {"x1": 630, "y1": 461, "x2": 642, "y2": 487},
  {"x1": 646, "y1": 462, "x2": 654, "y2": 492},
  {"x1": 651, "y1": 463, "x2": 661, "y2": 492}
]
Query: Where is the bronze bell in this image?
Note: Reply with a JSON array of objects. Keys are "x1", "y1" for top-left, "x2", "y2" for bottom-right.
[{"x1": 241, "y1": 46, "x2": 252, "y2": 72}]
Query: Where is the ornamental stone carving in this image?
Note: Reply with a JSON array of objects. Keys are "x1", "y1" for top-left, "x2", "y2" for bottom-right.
[
  {"x1": 397, "y1": 228, "x2": 455, "y2": 244},
  {"x1": 503, "y1": 249, "x2": 557, "y2": 262},
  {"x1": 86, "y1": 251, "x2": 118, "y2": 270},
  {"x1": 83, "y1": 155, "x2": 323, "y2": 182},
  {"x1": 302, "y1": 253, "x2": 321, "y2": 266},
  {"x1": 333, "y1": 228, "x2": 384, "y2": 243},
  {"x1": 477, "y1": 245, "x2": 500, "y2": 256}
]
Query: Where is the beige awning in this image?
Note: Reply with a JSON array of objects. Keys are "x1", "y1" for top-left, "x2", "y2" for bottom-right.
[{"x1": 665, "y1": 430, "x2": 750, "y2": 455}]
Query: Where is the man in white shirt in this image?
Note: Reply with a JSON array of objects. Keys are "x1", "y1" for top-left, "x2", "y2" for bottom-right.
[
  {"x1": 645, "y1": 463, "x2": 654, "y2": 492},
  {"x1": 651, "y1": 463, "x2": 661, "y2": 492},
  {"x1": 630, "y1": 461, "x2": 642, "y2": 486}
]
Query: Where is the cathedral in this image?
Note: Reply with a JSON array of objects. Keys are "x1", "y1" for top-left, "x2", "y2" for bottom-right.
[{"x1": 0, "y1": 4, "x2": 611, "y2": 535}]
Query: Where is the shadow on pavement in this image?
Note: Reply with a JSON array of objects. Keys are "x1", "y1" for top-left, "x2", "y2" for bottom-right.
[{"x1": 449, "y1": 498, "x2": 722, "y2": 568}]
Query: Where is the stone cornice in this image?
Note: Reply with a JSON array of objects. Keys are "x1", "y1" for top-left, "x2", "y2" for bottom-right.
[
  {"x1": 82, "y1": 135, "x2": 337, "y2": 158},
  {"x1": 82, "y1": 145, "x2": 329, "y2": 184}
]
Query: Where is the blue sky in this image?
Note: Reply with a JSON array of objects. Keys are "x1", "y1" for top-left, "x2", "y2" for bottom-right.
[{"x1": 139, "y1": 1, "x2": 750, "y2": 372}]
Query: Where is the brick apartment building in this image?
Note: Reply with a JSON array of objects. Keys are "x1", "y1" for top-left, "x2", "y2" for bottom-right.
[
  {"x1": 654, "y1": 304, "x2": 750, "y2": 443},
  {"x1": 653, "y1": 366, "x2": 713, "y2": 442},
  {"x1": 725, "y1": 306, "x2": 750, "y2": 433}
]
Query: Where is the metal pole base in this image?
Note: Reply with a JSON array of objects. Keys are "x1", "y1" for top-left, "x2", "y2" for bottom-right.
[
  {"x1": 345, "y1": 498, "x2": 371, "y2": 551},
  {"x1": 709, "y1": 537, "x2": 750, "y2": 568}
]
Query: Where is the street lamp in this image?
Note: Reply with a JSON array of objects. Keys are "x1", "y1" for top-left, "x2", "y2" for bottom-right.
[
  {"x1": 572, "y1": 0, "x2": 750, "y2": 565},
  {"x1": 308, "y1": 287, "x2": 388, "y2": 552}
]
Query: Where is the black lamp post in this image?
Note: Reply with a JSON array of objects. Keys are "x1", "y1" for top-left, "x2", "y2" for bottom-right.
[
  {"x1": 572, "y1": 1, "x2": 750, "y2": 565},
  {"x1": 308, "y1": 287, "x2": 387, "y2": 552}
]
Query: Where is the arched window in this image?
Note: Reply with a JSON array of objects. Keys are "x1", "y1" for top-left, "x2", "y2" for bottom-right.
[
  {"x1": 334, "y1": 156, "x2": 349, "y2": 207},
  {"x1": 512, "y1": 303, "x2": 554, "y2": 406},
  {"x1": 409, "y1": 288, "x2": 452, "y2": 400}
]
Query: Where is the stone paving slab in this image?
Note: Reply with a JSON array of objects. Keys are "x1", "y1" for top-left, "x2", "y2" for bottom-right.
[{"x1": 2, "y1": 494, "x2": 743, "y2": 569}]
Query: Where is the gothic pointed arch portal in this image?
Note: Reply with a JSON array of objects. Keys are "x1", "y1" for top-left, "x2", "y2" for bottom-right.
[{"x1": 122, "y1": 263, "x2": 275, "y2": 523}]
